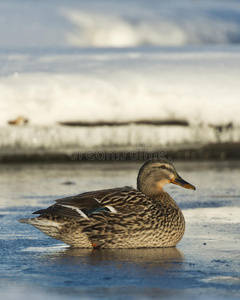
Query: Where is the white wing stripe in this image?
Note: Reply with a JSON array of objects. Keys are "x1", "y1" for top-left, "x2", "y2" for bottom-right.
[
  {"x1": 60, "y1": 204, "x2": 89, "y2": 219},
  {"x1": 105, "y1": 205, "x2": 117, "y2": 213},
  {"x1": 93, "y1": 197, "x2": 101, "y2": 203}
]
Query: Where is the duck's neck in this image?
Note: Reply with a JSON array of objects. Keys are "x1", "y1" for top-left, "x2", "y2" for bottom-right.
[
  {"x1": 137, "y1": 171, "x2": 170, "y2": 198},
  {"x1": 137, "y1": 178, "x2": 166, "y2": 198}
]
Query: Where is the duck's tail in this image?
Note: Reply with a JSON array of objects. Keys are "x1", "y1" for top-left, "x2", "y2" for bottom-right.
[
  {"x1": 19, "y1": 217, "x2": 92, "y2": 248},
  {"x1": 19, "y1": 218, "x2": 33, "y2": 224},
  {"x1": 18, "y1": 217, "x2": 63, "y2": 238}
]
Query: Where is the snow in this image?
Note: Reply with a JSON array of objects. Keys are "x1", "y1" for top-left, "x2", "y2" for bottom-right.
[
  {"x1": 63, "y1": 4, "x2": 240, "y2": 47},
  {"x1": 1, "y1": 123, "x2": 240, "y2": 151},
  {"x1": 0, "y1": 0, "x2": 240, "y2": 151},
  {"x1": 1, "y1": 0, "x2": 240, "y2": 48},
  {"x1": 1, "y1": 47, "x2": 240, "y2": 128}
]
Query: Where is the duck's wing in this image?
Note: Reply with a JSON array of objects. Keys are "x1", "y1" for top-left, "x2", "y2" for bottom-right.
[{"x1": 33, "y1": 186, "x2": 148, "y2": 219}]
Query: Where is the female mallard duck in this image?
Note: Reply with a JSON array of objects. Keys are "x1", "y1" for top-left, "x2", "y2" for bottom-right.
[{"x1": 19, "y1": 158, "x2": 195, "y2": 248}]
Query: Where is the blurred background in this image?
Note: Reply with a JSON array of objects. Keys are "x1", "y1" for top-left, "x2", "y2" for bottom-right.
[{"x1": 0, "y1": 0, "x2": 240, "y2": 161}]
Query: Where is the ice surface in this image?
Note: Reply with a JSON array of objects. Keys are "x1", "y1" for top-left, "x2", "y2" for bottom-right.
[{"x1": 1, "y1": 161, "x2": 240, "y2": 299}]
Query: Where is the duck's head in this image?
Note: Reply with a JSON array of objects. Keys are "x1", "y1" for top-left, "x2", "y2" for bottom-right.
[{"x1": 137, "y1": 158, "x2": 196, "y2": 197}]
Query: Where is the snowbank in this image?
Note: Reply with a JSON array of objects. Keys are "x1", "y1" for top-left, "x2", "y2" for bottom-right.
[
  {"x1": 1, "y1": 1, "x2": 240, "y2": 154},
  {"x1": 1, "y1": 47, "x2": 240, "y2": 127}
]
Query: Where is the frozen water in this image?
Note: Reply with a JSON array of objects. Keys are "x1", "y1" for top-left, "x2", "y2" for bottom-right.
[{"x1": 1, "y1": 161, "x2": 240, "y2": 299}]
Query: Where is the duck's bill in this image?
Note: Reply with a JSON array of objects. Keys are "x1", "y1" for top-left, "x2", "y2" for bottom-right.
[{"x1": 171, "y1": 177, "x2": 196, "y2": 190}]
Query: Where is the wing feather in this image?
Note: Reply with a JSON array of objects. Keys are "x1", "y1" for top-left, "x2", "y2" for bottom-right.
[{"x1": 33, "y1": 186, "x2": 142, "y2": 219}]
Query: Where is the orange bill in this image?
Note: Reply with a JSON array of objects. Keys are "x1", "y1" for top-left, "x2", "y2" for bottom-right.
[{"x1": 171, "y1": 176, "x2": 196, "y2": 190}]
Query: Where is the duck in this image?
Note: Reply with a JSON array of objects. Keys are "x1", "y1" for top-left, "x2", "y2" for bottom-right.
[{"x1": 19, "y1": 158, "x2": 196, "y2": 249}]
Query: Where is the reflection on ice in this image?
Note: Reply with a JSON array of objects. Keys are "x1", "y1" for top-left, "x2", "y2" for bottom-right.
[{"x1": 44, "y1": 247, "x2": 184, "y2": 270}]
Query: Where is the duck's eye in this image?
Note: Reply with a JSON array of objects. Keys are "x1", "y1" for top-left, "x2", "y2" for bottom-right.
[{"x1": 161, "y1": 165, "x2": 167, "y2": 169}]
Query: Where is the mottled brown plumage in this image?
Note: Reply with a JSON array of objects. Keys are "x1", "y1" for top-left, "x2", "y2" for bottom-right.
[{"x1": 19, "y1": 158, "x2": 196, "y2": 248}]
